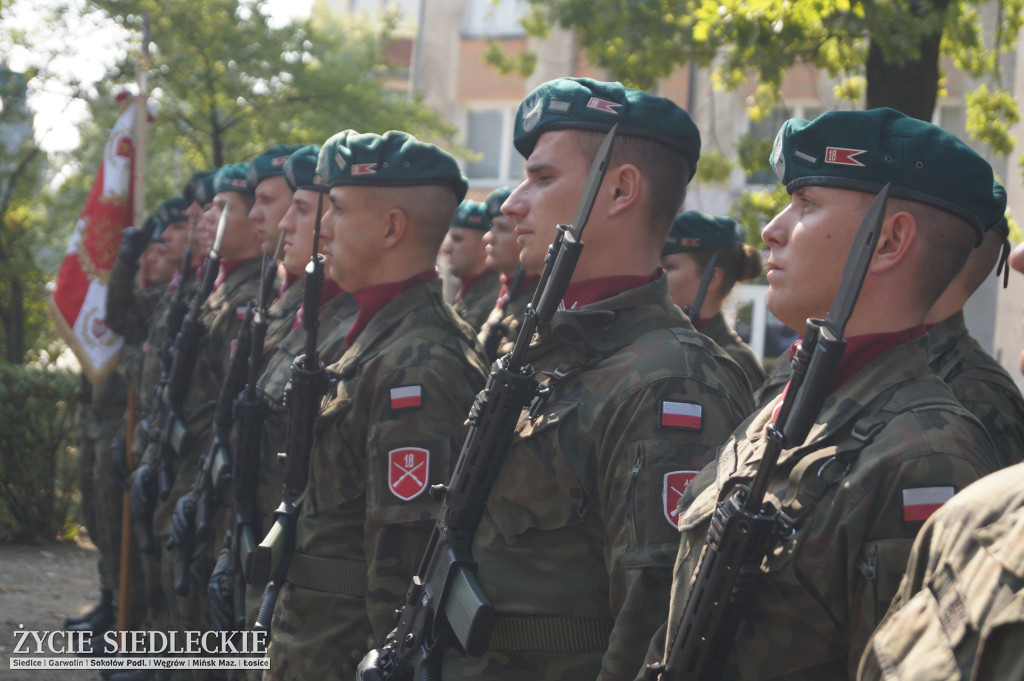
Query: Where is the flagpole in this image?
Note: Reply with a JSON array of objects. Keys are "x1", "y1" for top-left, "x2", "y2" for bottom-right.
[{"x1": 118, "y1": 13, "x2": 151, "y2": 642}]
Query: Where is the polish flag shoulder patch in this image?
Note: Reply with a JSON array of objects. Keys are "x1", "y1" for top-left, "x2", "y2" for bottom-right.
[
  {"x1": 236, "y1": 305, "x2": 248, "y2": 321},
  {"x1": 824, "y1": 147, "x2": 867, "y2": 167},
  {"x1": 660, "y1": 401, "x2": 703, "y2": 431},
  {"x1": 390, "y1": 385, "x2": 423, "y2": 410},
  {"x1": 902, "y1": 486, "x2": 955, "y2": 522},
  {"x1": 664, "y1": 470, "x2": 699, "y2": 528},
  {"x1": 389, "y1": 447, "x2": 429, "y2": 501}
]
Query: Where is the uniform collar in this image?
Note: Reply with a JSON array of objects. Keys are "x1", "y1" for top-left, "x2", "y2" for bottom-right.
[
  {"x1": 455, "y1": 268, "x2": 495, "y2": 302},
  {"x1": 560, "y1": 269, "x2": 660, "y2": 309},
  {"x1": 345, "y1": 269, "x2": 439, "y2": 349}
]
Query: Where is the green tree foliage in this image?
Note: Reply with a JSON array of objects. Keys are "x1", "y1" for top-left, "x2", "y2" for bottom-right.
[
  {"x1": 0, "y1": 364, "x2": 78, "y2": 542},
  {"x1": 0, "y1": 67, "x2": 54, "y2": 365},
  {"x1": 90, "y1": 0, "x2": 459, "y2": 188},
  {"x1": 501, "y1": 0, "x2": 1023, "y2": 238}
]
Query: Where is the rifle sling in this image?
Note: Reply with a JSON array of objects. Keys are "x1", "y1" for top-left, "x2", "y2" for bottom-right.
[
  {"x1": 488, "y1": 614, "x2": 613, "y2": 654},
  {"x1": 286, "y1": 552, "x2": 367, "y2": 596}
]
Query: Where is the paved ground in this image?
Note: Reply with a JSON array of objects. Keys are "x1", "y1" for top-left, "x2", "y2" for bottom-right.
[{"x1": 0, "y1": 536, "x2": 103, "y2": 681}]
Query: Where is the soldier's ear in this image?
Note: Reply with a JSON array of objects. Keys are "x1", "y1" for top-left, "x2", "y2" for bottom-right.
[
  {"x1": 869, "y1": 210, "x2": 917, "y2": 275},
  {"x1": 606, "y1": 163, "x2": 641, "y2": 218},
  {"x1": 381, "y1": 207, "x2": 409, "y2": 250}
]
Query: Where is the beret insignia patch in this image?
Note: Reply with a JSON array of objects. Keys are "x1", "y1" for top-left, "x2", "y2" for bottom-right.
[
  {"x1": 334, "y1": 152, "x2": 347, "y2": 173},
  {"x1": 352, "y1": 163, "x2": 377, "y2": 176},
  {"x1": 825, "y1": 147, "x2": 867, "y2": 167},
  {"x1": 586, "y1": 97, "x2": 621, "y2": 115},
  {"x1": 547, "y1": 98, "x2": 573, "y2": 115},
  {"x1": 521, "y1": 94, "x2": 542, "y2": 132}
]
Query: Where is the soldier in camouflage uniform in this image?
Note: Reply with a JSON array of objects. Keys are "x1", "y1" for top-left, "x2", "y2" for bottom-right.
[
  {"x1": 432, "y1": 78, "x2": 755, "y2": 681},
  {"x1": 442, "y1": 198, "x2": 503, "y2": 331},
  {"x1": 155, "y1": 163, "x2": 262, "y2": 680},
  {"x1": 265, "y1": 130, "x2": 488, "y2": 680},
  {"x1": 477, "y1": 185, "x2": 540, "y2": 362},
  {"x1": 661, "y1": 211, "x2": 767, "y2": 390},
  {"x1": 754, "y1": 185, "x2": 1024, "y2": 462},
  {"x1": 856, "y1": 239, "x2": 1024, "y2": 681},
  {"x1": 921, "y1": 186, "x2": 1024, "y2": 468},
  {"x1": 246, "y1": 145, "x2": 307, "y2": 354},
  {"x1": 641, "y1": 108, "x2": 1007, "y2": 681},
  {"x1": 212, "y1": 145, "x2": 360, "y2": 634}
]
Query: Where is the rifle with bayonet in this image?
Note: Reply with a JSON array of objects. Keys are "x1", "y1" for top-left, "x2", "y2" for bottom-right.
[
  {"x1": 168, "y1": 235, "x2": 281, "y2": 596},
  {"x1": 645, "y1": 183, "x2": 891, "y2": 681},
  {"x1": 682, "y1": 251, "x2": 719, "y2": 323},
  {"x1": 217, "y1": 232, "x2": 286, "y2": 631},
  {"x1": 132, "y1": 203, "x2": 229, "y2": 555},
  {"x1": 250, "y1": 190, "x2": 331, "y2": 633},
  {"x1": 362, "y1": 124, "x2": 619, "y2": 681}
]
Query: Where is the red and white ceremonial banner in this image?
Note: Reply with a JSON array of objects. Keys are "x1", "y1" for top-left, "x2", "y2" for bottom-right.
[{"x1": 48, "y1": 97, "x2": 141, "y2": 384}]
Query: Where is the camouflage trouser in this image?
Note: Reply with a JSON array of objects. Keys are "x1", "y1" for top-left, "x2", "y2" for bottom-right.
[
  {"x1": 159, "y1": 530, "x2": 223, "y2": 681},
  {"x1": 264, "y1": 582, "x2": 372, "y2": 681},
  {"x1": 75, "y1": 405, "x2": 98, "y2": 553}
]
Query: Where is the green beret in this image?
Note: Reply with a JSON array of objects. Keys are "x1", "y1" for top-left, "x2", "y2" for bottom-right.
[
  {"x1": 451, "y1": 200, "x2": 489, "y2": 231},
  {"x1": 770, "y1": 108, "x2": 999, "y2": 242},
  {"x1": 283, "y1": 145, "x2": 322, "y2": 193},
  {"x1": 184, "y1": 169, "x2": 216, "y2": 206},
  {"x1": 662, "y1": 211, "x2": 744, "y2": 256},
  {"x1": 193, "y1": 168, "x2": 220, "y2": 207},
  {"x1": 156, "y1": 196, "x2": 189, "y2": 226},
  {"x1": 513, "y1": 77, "x2": 701, "y2": 179},
  {"x1": 247, "y1": 144, "x2": 304, "y2": 190},
  {"x1": 484, "y1": 186, "x2": 513, "y2": 222},
  {"x1": 316, "y1": 130, "x2": 468, "y2": 202},
  {"x1": 213, "y1": 162, "x2": 253, "y2": 197}
]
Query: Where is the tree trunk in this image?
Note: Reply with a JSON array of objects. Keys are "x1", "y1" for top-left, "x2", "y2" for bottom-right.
[{"x1": 865, "y1": 1, "x2": 951, "y2": 121}]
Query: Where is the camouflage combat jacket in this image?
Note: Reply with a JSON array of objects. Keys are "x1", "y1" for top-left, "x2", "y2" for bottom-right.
[
  {"x1": 251, "y1": 290, "x2": 359, "y2": 524},
  {"x1": 651, "y1": 335, "x2": 1002, "y2": 681},
  {"x1": 755, "y1": 312, "x2": 1024, "y2": 458},
  {"x1": 453, "y1": 270, "x2": 503, "y2": 331},
  {"x1": 476, "y1": 277, "x2": 539, "y2": 362},
  {"x1": 700, "y1": 312, "x2": 766, "y2": 393},
  {"x1": 443, "y1": 276, "x2": 754, "y2": 681},
  {"x1": 269, "y1": 278, "x2": 486, "y2": 679},
  {"x1": 857, "y1": 463, "x2": 1024, "y2": 681},
  {"x1": 927, "y1": 311, "x2": 1024, "y2": 467},
  {"x1": 152, "y1": 258, "x2": 262, "y2": 539},
  {"x1": 262, "y1": 278, "x2": 305, "y2": 365}
]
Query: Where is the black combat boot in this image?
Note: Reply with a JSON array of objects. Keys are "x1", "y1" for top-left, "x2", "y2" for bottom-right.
[{"x1": 64, "y1": 588, "x2": 114, "y2": 630}]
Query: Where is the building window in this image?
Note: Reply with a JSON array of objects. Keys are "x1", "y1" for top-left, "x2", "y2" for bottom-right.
[
  {"x1": 464, "y1": 106, "x2": 523, "y2": 185},
  {"x1": 463, "y1": 0, "x2": 527, "y2": 37},
  {"x1": 744, "y1": 104, "x2": 824, "y2": 186}
]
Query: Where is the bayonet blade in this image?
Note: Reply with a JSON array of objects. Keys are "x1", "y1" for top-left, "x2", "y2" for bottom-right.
[
  {"x1": 567, "y1": 123, "x2": 618, "y2": 239},
  {"x1": 824, "y1": 183, "x2": 891, "y2": 338}
]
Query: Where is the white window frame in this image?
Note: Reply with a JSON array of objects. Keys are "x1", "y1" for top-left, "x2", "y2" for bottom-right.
[{"x1": 463, "y1": 104, "x2": 523, "y2": 187}]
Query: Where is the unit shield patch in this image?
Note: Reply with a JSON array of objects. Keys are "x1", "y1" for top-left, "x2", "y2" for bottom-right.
[
  {"x1": 388, "y1": 447, "x2": 429, "y2": 501},
  {"x1": 664, "y1": 470, "x2": 699, "y2": 528}
]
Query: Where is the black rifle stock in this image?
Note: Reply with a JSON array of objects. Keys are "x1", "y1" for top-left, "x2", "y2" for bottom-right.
[
  {"x1": 251, "y1": 191, "x2": 331, "y2": 633},
  {"x1": 375, "y1": 124, "x2": 619, "y2": 681},
  {"x1": 227, "y1": 235, "x2": 284, "y2": 630},
  {"x1": 647, "y1": 184, "x2": 891, "y2": 681}
]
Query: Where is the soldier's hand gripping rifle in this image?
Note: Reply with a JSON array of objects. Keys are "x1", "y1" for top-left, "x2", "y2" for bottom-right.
[
  {"x1": 249, "y1": 190, "x2": 332, "y2": 633},
  {"x1": 361, "y1": 124, "x2": 619, "y2": 681},
  {"x1": 646, "y1": 184, "x2": 891, "y2": 681},
  {"x1": 480, "y1": 263, "x2": 528, "y2": 363},
  {"x1": 217, "y1": 233, "x2": 286, "y2": 631},
  {"x1": 132, "y1": 203, "x2": 229, "y2": 555},
  {"x1": 169, "y1": 235, "x2": 282, "y2": 596}
]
